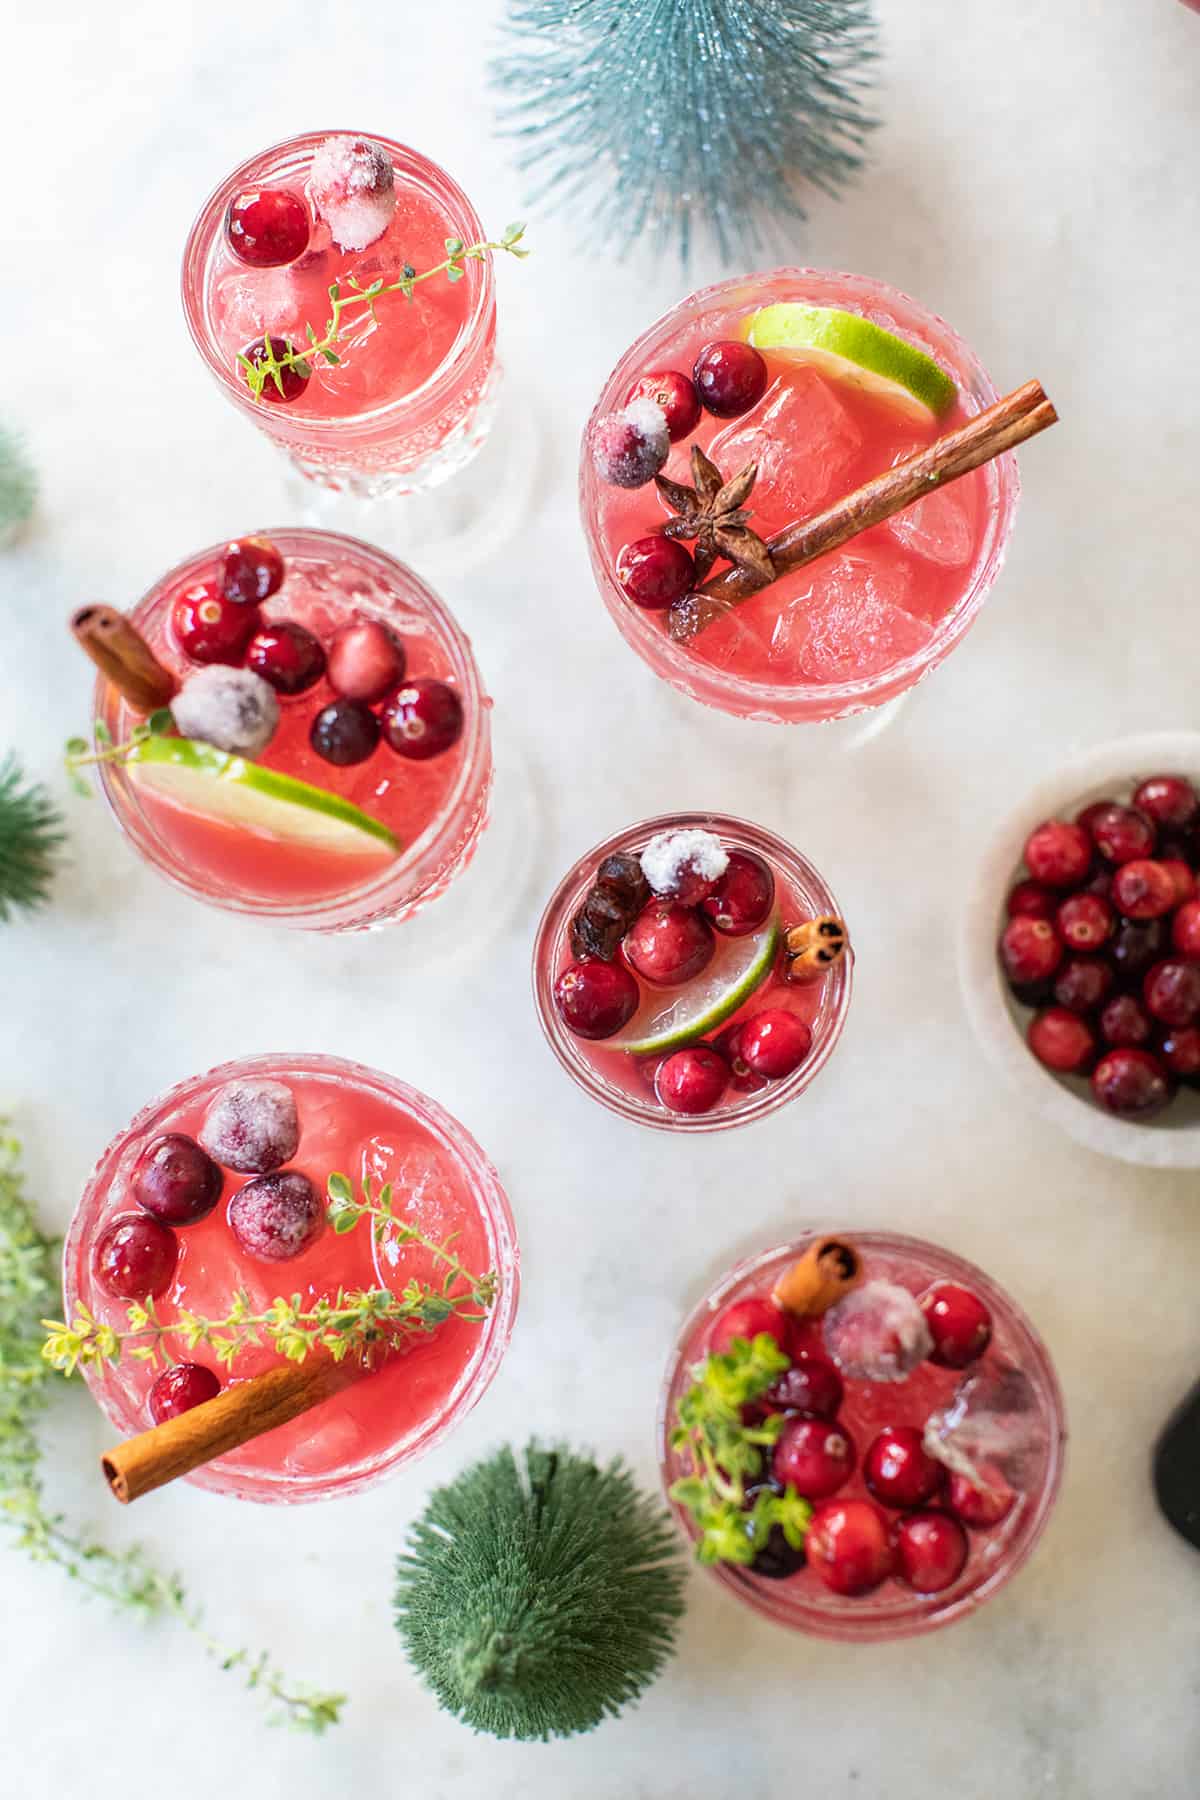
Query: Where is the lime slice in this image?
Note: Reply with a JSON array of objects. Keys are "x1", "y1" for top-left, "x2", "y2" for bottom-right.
[
  {"x1": 611, "y1": 916, "x2": 781, "y2": 1056},
  {"x1": 744, "y1": 304, "x2": 957, "y2": 420},
  {"x1": 126, "y1": 737, "x2": 399, "y2": 858}
]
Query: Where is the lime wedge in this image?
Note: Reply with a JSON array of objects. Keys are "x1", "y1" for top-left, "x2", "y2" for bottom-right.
[
  {"x1": 611, "y1": 916, "x2": 781, "y2": 1056},
  {"x1": 126, "y1": 737, "x2": 399, "y2": 859},
  {"x1": 744, "y1": 304, "x2": 957, "y2": 420}
]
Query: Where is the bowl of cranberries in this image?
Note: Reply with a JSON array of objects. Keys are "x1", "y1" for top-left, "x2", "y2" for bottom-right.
[{"x1": 961, "y1": 733, "x2": 1200, "y2": 1165}]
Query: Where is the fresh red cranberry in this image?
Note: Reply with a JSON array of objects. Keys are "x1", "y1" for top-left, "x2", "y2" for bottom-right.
[
  {"x1": 93, "y1": 1216, "x2": 178, "y2": 1300},
  {"x1": 1111, "y1": 859, "x2": 1177, "y2": 920},
  {"x1": 711, "y1": 1022, "x2": 768, "y2": 1093},
  {"x1": 553, "y1": 958, "x2": 639, "y2": 1039},
  {"x1": 326, "y1": 620, "x2": 407, "y2": 702},
  {"x1": 1053, "y1": 956, "x2": 1114, "y2": 1014},
  {"x1": 999, "y1": 916, "x2": 1063, "y2": 988},
  {"x1": 1163, "y1": 860, "x2": 1195, "y2": 906},
  {"x1": 772, "y1": 1416, "x2": 856, "y2": 1500},
  {"x1": 624, "y1": 901, "x2": 714, "y2": 986},
  {"x1": 1144, "y1": 959, "x2": 1200, "y2": 1027},
  {"x1": 221, "y1": 535, "x2": 285, "y2": 605},
  {"x1": 171, "y1": 580, "x2": 259, "y2": 665},
  {"x1": 1099, "y1": 993, "x2": 1154, "y2": 1049},
  {"x1": 892, "y1": 1511, "x2": 969, "y2": 1593},
  {"x1": 225, "y1": 189, "x2": 310, "y2": 267},
  {"x1": 382, "y1": 680, "x2": 464, "y2": 761},
  {"x1": 1159, "y1": 1026, "x2": 1200, "y2": 1084},
  {"x1": 242, "y1": 337, "x2": 309, "y2": 404},
  {"x1": 615, "y1": 536, "x2": 696, "y2": 610},
  {"x1": 1134, "y1": 774, "x2": 1198, "y2": 830},
  {"x1": 1173, "y1": 899, "x2": 1200, "y2": 960},
  {"x1": 863, "y1": 1426, "x2": 942, "y2": 1508},
  {"x1": 1023, "y1": 819, "x2": 1092, "y2": 887},
  {"x1": 700, "y1": 850, "x2": 775, "y2": 936},
  {"x1": 1056, "y1": 891, "x2": 1114, "y2": 950},
  {"x1": 1109, "y1": 916, "x2": 1167, "y2": 980},
  {"x1": 655, "y1": 1046, "x2": 728, "y2": 1115},
  {"x1": 1006, "y1": 879, "x2": 1055, "y2": 921},
  {"x1": 246, "y1": 621, "x2": 326, "y2": 696},
  {"x1": 805, "y1": 1499, "x2": 894, "y2": 1596},
  {"x1": 693, "y1": 340, "x2": 768, "y2": 417},
  {"x1": 738, "y1": 1010, "x2": 813, "y2": 1080},
  {"x1": 1085, "y1": 803, "x2": 1156, "y2": 865},
  {"x1": 708, "y1": 1296, "x2": 792, "y2": 1357},
  {"x1": 919, "y1": 1282, "x2": 993, "y2": 1367},
  {"x1": 132, "y1": 1133, "x2": 222, "y2": 1226},
  {"x1": 310, "y1": 697, "x2": 380, "y2": 765},
  {"x1": 1027, "y1": 1007, "x2": 1097, "y2": 1073},
  {"x1": 228, "y1": 1170, "x2": 324, "y2": 1262},
  {"x1": 624, "y1": 369, "x2": 702, "y2": 442},
  {"x1": 148, "y1": 1362, "x2": 221, "y2": 1424},
  {"x1": 591, "y1": 404, "x2": 669, "y2": 486},
  {"x1": 1091, "y1": 1047, "x2": 1173, "y2": 1117},
  {"x1": 764, "y1": 1355, "x2": 844, "y2": 1420},
  {"x1": 947, "y1": 1465, "x2": 1016, "y2": 1529}
]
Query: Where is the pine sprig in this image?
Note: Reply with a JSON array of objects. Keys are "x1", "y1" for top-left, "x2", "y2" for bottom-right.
[
  {"x1": 0, "y1": 753, "x2": 65, "y2": 921},
  {"x1": 0, "y1": 424, "x2": 36, "y2": 540},
  {"x1": 395, "y1": 1442, "x2": 686, "y2": 1741}
]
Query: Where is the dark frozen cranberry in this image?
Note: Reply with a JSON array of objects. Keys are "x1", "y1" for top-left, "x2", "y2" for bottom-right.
[
  {"x1": 148, "y1": 1362, "x2": 221, "y2": 1424},
  {"x1": 615, "y1": 536, "x2": 696, "y2": 611},
  {"x1": 326, "y1": 620, "x2": 407, "y2": 702},
  {"x1": 571, "y1": 887, "x2": 631, "y2": 962},
  {"x1": 1006, "y1": 879, "x2": 1055, "y2": 921},
  {"x1": 1173, "y1": 899, "x2": 1200, "y2": 960},
  {"x1": 596, "y1": 852, "x2": 651, "y2": 912},
  {"x1": 228, "y1": 1170, "x2": 324, "y2": 1262},
  {"x1": 893, "y1": 1511, "x2": 968, "y2": 1593},
  {"x1": 863, "y1": 1426, "x2": 942, "y2": 1508},
  {"x1": 591, "y1": 402, "x2": 669, "y2": 487},
  {"x1": 1087, "y1": 803, "x2": 1156, "y2": 866},
  {"x1": 1053, "y1": 956, "x2": 1114, "y2": 1014},
  {"x1": 1134, "y1": 775, "x2": 1198, "y2": 831},
  {"x1": 242, "y1": 336, "x2": 309, "y2": 404},
  {"x1": 919, "y1": 1283, "x2": 993, "y2": 1367},
  {"x1": 701, "y1": 850, "x2": 775, "y2": 936},
  {"x1": 1109, "y1": 917, "x2": 1167, "y2": 981},
  {"x1": 1144, "y1": 960, "x2": 1200, "y2": 1027},
  {"x1": 655, "y1": 1046, "x2": 728, "y2": 1115},
  {"x1": 708, "y1": 1296, "x2": 792, "y2": 1357},
  {"x1": 172, "y1": 580, "x2": 260, "y2": 665},
  {"x1": 553, "y1": 958, "x2": 639, "y2": 1039},
  {"x1": 1159, "y1": 1026, "x2": 1200, "y2": 1084},
  {"x1": 1056, "y1": 891, "x2": 1114, "y2": 950},
  {"x1": 624, "y1": 901, "x2": 714, "y2": 986},
  {"x1": 1091, "y1": 1047, "x2": 1173, "y2": 1118},
  {"x1": 711, "y1": 1022, "x2": 769, "y2": 1093},
  {"x1": 1023, "y1": 819, "x2": 1092, "y2": 887},
  {"x1": 132, "y1": 1133, "x2": 223, "y2": 1225},
  {"x1": 1027, "y1": 1007, "x2": 1097, "y2": 1073},
  {"x1": 1111, "y1": 859, "x2": 1177, "y2": 920},
  {"x1": 764, "y1": 1355, "x2": 844, "y2": 1420},
  {"x1": 741, "y1": 1482, "x2": 806, "y2": 1578},
  {"x1": 225, "y1": 188, "x2": 310, "y2": 267},
  {"x1": 221, "y1": 535, "x2": 285, "y2": 604},
  {"x1": 93, "y1": 1216, "x2": 178, "y2": 1300},
  {"x1": 693, "y1": 340, "x2": 768, "y2": 417},
  {"x1": 739, "y1": 1010, "x2": 813, "y2": 1079},
  {"x1": 772, "y1": 1416, "x2": 856, "y2": 1500},
  {"x1": 246, "y1": 621, "x2": 326, "y2": 696},
  {"x1": 805, "y1": 1499, "x2": 893, "y2": 1596},
  {"x1": 382, "y1": 680, "x2": 464, "y2": 761},
  {"x1": 624, "y1": 369, "x2": 702, "y2": 442},
  {"x1": 310, "y1": 697, "x2": 380, "y2": 765},
  {"x1": 1099, "y1": 993, "x2": 1154, "y2": 1049},
  {"x1": 1162, "y1": 860, "x2": 1195, "y2": 906},
  {"x1": 947, "y1": 1465, "x2": 1016, "y2": 1529},
  {"x1": 1083, "y1": 866, "x2": 1114, "y2": 900},
  {"x1": 999, "y1": 916, "x2": 1062, "y2": 989}
]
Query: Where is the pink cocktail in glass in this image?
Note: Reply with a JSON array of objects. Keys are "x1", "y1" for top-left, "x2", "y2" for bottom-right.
[
  {"x1": 580, "y1": 270, "x2": 1019, "y2": 725},
  {"x1": 63, "y1": 1054, "x2": 519, "y2": 1503}
]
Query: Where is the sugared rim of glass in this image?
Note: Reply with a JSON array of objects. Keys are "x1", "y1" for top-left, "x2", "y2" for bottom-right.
[
  {"x1": 656, "y1": 1229, "x2": 1067, "y2": 1641},
  {"x1": 64, "y1": 1053, "x2": 520, "y2": 1503},
  {"x1": 181, "y1": 131, "x2": 496, "y2": 432},
  {"x1": 93, "y1": 527, "x2": 492, "y2": 929},
  {"x1": 531, "y1": 812, "x2": 852, "y2": 1133},
  {"x1": 578, "y1": 269, "x2": 1021, "y2": 723}
]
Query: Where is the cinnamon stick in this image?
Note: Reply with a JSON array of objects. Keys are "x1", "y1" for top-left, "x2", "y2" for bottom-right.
[
  {"x1": 677, "y1": 379, "x2": 1057, "y2": 640},
  {"x1": 102, "y1": 1355, "x2": 361, "y2": 1504},
  {"x1": 71, "y1": 604, "x2": 177, "y2": 712},
  {"x1": 772, "y1": 1236, "x2": 862, "y2": 1318}
]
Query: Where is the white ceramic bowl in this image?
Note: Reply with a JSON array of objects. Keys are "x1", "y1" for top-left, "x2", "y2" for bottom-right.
[{"x1": 958, "y1": 732, "x2": 1200, "y2": 1169}]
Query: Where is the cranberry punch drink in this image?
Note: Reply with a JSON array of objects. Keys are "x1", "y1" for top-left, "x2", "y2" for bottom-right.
[
  {"x1": 581, "y1": 271, "x2": 1023, "y2": 725},
  {"x1": 183, "y1": 133, "x2": 526, "y2": 496},
  {"x1": 52, "y1": 1055, "x2": 518, "y2": 1502},
  {"x1": 69, "y1": 529, "x2": 490, "y2": 930},
  {"x1": 660, "y1": 1231, "x2": 1065, "y2": 1640},
  {"x1": 533, "y1": 814, "x2": 852, "y2": 1130}
]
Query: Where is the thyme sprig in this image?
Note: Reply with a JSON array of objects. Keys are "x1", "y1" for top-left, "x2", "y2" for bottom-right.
[
  {"x1": 240, "y1": 221, "x2": 529, "y2": 402},
  {"x1": 63, "y1": 714, "x2": 173, "y2": 797}
]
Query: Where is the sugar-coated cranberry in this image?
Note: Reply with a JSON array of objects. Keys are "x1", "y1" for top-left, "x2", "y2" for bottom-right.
[
  {"x1": 1173, "y1": 899, "x2": 1200, "y2": 960},
  {"x1": 148, "y1": 1362, "x2": 221, "y2": 1424},
  {"x1": 1159, "y1": 1026, "x2": 1200, "y2": 1084},
  {"x1": 221, "y1": 535, "x2": 285, "y2": 605},
  {"x1": 1099, "y1": 993, "x2": 1154, "y2": 1049},
  {"x1": 132, "y1": 1133, "x2": 223, "y2": 1226},
  {"x1": 772, "y1": 1416, "x2": 856, "y2": 1500},
  {"x1": 764, "y1": 1355, "x2": 844, "y2": 1420},
  {"x1": 308, "y1": 135, "x2": 396, "y2": 250},
  {"x1": 708, "y1": 1296, "x2": 792, "y2": 1358},
  {"x1": 892, "y1": 1511, "x2": 969, "y2": 1593},
  {"x1": 1027, "y1": 1007, "x2": 1097, "y2": 1073},
  {"x1": 246, "y1": 621, "x2": 326, "y2": 696},
  {"x1": 947, "y1": 1465, "x2": 1017, "y2": 1529},
  {"x1": 225, "y1": 188, "x2": 310, "y2": 267},
  {"x1": 1086, "y1": 803, "x2": 1156, "y2": 865},
  {"x1": 1163, "y1": 860, "x2": 1195, "y2": 906},
  {"x1": 711, "y1": 1022, "x2": 768, "y2": 1093},
  {"x1": 326, "y1": 620, "x2": 407, "y2": 702},
  {"x1": 382, "y1": 680, "x2": 464, "y2": 761},
  {"x1": 738, "y1": 1010, "x2": 813, "y2": 1080},
  {"x1": 93, "y1": 1215, "x2": 178, "y2": 1300},
  {"x1": 624, "y1": 901, "x2": 714, "y2": 986},
  {"x1": 999, "y1": 916, "x2": 1063, "y2": 988},
  {"x1": 1144, "y1": 959, "x2": 1200, "y2": 1027},
  {"x1": 693, "y1": 340, "x2": 768, "y2": 418},
  {"x1": 1023, "y1": 819, "x2": 1092, "y2": 888},
  {"x1": 309, "y1": 697, "x2": 380, "y2": 765},
  {"x1": 1111, "y1": 859, "x2": 1177, "y2": 920},
  {"x1": 615, "y1": 536, "x2": 696, "y2": 610},
  {"x1": 919, "y1": 1282, "x2": 993, "y2": 1368},
  {"x1": 1109, "y1": 916, "x2": 1167, "y2": 980},
  {"x1": 701, "y1": 850, "x2": 775, "y2": 936},
  {"x1": 1091, "y1": 1047, "x2": 1173, "y2": 1118},
  {"x1": 553, "y1": 958, "x2": 639, "y2": 1039},
  {"x1": 1133, "y1": 774, "x2": 1198, "y2": 830},
  {"x1": 805, "y1": 1499, "x2": 894, "y2": 1596},
  {"x1": 171, "y1": 580, "x2": 260, "y2": 665},
  {"x1": 864, "y1": 1426, "x2": 943, "y2": 1509},
  {"x1": 1056, "y1": 891, "x2": 1114, "y2": 950},
  {"x1": 242, "y1": 337, "x2": 309, "y2": 404},
  {"x1": 1053, "y1": 956, "x2": 1114, "y2": 1015},
  {"x1": 624, "y1": 369, "x2": 702, "y2": 442},
  {"x1": 591, "y1": 400, "x2": 670, "y2": 487},
  {"x1": 228, "y1": 1170, "x2": 324, "y2": 1262},
  {"x1": 1006, "y1": 880, "x2": 1055, "y2": 921},
  {"x1": 655, "y1": 1046, "x2": 728, "y2": 1115},
  {"x1": 199, "y1": 1078, "x2": 300, "y2": 1175}
]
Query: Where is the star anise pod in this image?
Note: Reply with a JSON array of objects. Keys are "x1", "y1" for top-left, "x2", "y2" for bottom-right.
[{"x1": 654, "y1": 445, "x2": 776, "y2": 585}]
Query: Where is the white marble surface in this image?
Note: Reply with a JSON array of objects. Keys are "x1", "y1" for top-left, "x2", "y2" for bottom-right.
[{"x1": 4, "y1": 1, "x2": 1200, "y2": 1793}]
